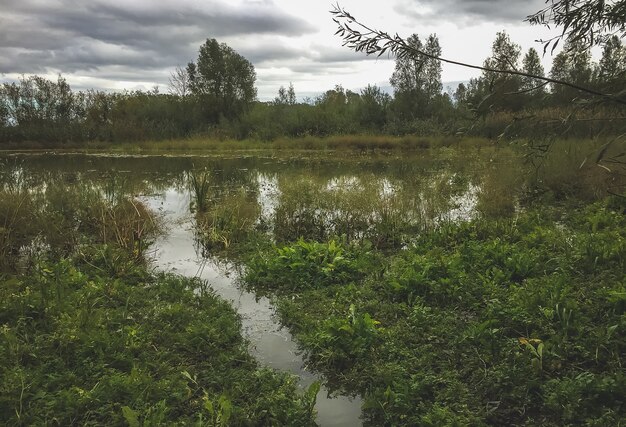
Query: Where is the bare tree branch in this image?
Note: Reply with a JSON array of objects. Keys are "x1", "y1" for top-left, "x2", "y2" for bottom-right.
[{"x1": 168, "y1": 66, "x2": 190, "y2": 98}]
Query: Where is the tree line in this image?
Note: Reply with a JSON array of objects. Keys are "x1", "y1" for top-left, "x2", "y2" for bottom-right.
[{"x1": 0, "y1": 33, "x2": 624, "y2": 146}]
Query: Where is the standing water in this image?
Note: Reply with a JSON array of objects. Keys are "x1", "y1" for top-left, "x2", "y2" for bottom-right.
[{"x1": 145, "y1": 187, "x2": 363, "y2": 426}]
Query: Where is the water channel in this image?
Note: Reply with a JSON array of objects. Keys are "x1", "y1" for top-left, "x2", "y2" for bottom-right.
[{"x1": 144, "y1": 187, "x2": 363, "y2": 426}]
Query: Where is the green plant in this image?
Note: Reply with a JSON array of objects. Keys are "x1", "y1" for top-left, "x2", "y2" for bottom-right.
[
  {"x1": 245, "y1": 239, "x2": 375, "y2": 293},
  {"x1": 188, "y1": 169, "x2": 212, "y2": 213},
  {"x1": 196, "y1": 187, "x2": 261, "y2": 251}
]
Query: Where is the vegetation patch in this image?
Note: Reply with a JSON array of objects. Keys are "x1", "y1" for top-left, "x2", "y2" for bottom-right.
[
  {"x1": 0, "y1": 248, "x2": 318, "y2": 425},
  {"x1": 243, "y1": 199, "x2": 626, "y2": 426},
  {"x1": 0, "y1": 177, "x2": 318, "y2": 426}
]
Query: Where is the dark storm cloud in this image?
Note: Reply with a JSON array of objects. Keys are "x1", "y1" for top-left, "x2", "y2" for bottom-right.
[
  {"x1": 0, "y1": 0, "x2": 316, "y2": 75},
  {"x1": 395, "y1": 0, "x2": 546, "y2": 23}
]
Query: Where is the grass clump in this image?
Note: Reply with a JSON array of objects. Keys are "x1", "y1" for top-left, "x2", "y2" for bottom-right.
[
  {"x1": 189, "y1": 169, "x2": 262, "y2": 252},
  {"x1": 245, "y1": 239, "x2": 380, "y2": 294}
]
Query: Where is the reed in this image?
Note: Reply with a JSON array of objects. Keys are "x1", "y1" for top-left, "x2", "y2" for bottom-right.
[{"x1": 188, "y1": 169, "x2": 212, "y2": 212}]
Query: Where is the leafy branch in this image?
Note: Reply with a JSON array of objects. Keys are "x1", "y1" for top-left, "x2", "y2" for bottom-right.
[
  {"x1": 526, "y1": 0, "x2": 626, "y2": 53},
  {"x1": 330, "y1": 3, "x2": 626, "y2": 105}
]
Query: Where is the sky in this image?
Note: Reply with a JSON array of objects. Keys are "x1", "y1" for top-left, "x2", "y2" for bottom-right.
[{"x1": 0, "y1": 0, "x2": 564, "y2": 100}]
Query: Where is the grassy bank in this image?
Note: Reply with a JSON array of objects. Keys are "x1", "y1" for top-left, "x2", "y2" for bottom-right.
[
  {"x1": 242, "y1": 199, "x2": 626, "y2": 425},
  {"x1": 0, "y1": 134, "x2": 493, "y2": 152}
]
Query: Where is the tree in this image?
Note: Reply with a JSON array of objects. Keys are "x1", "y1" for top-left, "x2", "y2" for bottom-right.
[
  {"x1": 330, "y1": 4, "x2": 625, "y2": 105},
  {"x1": 274, "y1": 83, "x2": 297, "y2": 106},
  {"x1": 484, "y1": 31, "x2": 521, "y2": 76},
  {"x1": 549, "y1": 38, "x2": 594, "y2": 103},
  {"x1": 390, "y1": 34, "x2": 442, "y2": 99},
  {"x1": 187, "y1": 38, "x2": 257, "y2": 122},
  {"x1": 356, "y1": 84, "x2": 391, "y2": 129},
  {"x1": 453, "y1": 83, "x2": 468, "y2": 106},
  {"x1": 390, "y1": 34, "x2": 442, "y2": 119},
  {"x1": 526, "y1": 0, "x2": 626, "y2": 51},
  {"x1": 168, "y1": 66, "x2": 190, "y2": 98},
  {"x1": 465, "y1": 32, "x2": 525, "y2": 112},
  {"x1": 521, "y1": 48, "x2": 546, "y2": 91},
  {"x1": 520, "y1": 48, "x2": 547, "y2": 107},
  {"x1": 597, "y1": 35, "x2": 626, "y2": 93}
]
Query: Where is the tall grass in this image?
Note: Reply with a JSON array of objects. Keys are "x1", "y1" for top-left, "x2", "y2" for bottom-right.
[
  {"x1": 533, "y1": 138, "x2": 626, "y2": 199},
  {"x1": 196, "y1": 187, "x2": 261, "y2": 251},
  {"x1": 272, "y1": 172, "x2": 470, "y2": 248},
  {"x1": 0, "y1": 175, "x2": 161, "y2": 271},
  {"x1": 188, "y1": 169, "x2": 212, "y2": 212}
]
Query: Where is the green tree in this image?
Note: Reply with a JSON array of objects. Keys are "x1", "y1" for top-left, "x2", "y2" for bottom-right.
[
  {"x1": 550, "y1": 38, "x2": 593, "y2": 103},
  {"x1": 274, "y1": 83, "x2": 297, "y2": 106},
  {"x1": 187, "y1": 38, "x2": 257, "y2": 122},
  {"x1": 596, "y1": 35, "x2": 626, "y2": 93},
  {"x1": 390, "y1": 34, "x2": 442, "y2": 119},
  {"x1": 356, "y1": 84, "x2": 391, "y2": 130},
  {"x1": 453, "y1": 83, "x2": 467, "y2": 106},
  {"x1": 521, "y1": 47, "x2": 547, "y2": 107},
  {"x1": 0, "y1": 75, "x2": 81, "y2": 143},
  {"x1": 521, "y1": 48, "x2": 546, "y2": 91},
  {"x1": 465, "y1": 31, "x2": 524, "y2": 112},
  {"x1": 331, "y1": 5, "x2": 625, "y2": 105}
]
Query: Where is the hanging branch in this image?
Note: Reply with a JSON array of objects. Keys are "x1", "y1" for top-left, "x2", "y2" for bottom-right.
[
  {"x1": 330, "y1": 4, "x2": 626, "y2": 106},
  {"x1": 526, "y1": 0, "x2": 626, "y2": 54}
]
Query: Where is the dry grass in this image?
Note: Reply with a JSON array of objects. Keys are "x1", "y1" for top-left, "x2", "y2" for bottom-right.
[
  {"x1": 534, "y1": 138, "x2": 626, "y2": 200},
  {"x1": 102, "y1": 135, "x2": 494, "y2": 152}
]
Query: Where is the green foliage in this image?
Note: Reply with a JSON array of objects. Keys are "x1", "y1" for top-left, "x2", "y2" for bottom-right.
[
  {"x1": 0, "y1": 168, "x2": 318, "y2": 425},
  {"x1": 242, "y1": 200, "x2": 626, "y2": 425},
  {"x1": 188, "y1": 169, "x2": 212, "y2": 213},
  {"x1": 246, "y1": 239, "x2": 377, "y2": 293},
  {"x1": 196, "y1": 186, "x2": 261, "y2": 252},
  {"x1": 0, "y1": 251, "x2": 317, "y2": 426},
  {"x1": 308, "y1": 303, "x2": 382, "y2": 370},
  {"x1": 188, "y1": 38, "x2": 257, "y2": 122}
]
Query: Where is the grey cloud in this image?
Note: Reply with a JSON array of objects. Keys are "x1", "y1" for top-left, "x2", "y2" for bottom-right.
[
  {"x1": 309, "y1": 46, "x2": 387, "y2": 63},
  {"x1": 0, "y1": 0, "x2": 316, "y2": 76},
  {"x1": 237, "y1": 44, "x2": 305, "y2": 64},
  {"x1": 286, "y1": 62, "x2": 363, "y2": 76},
  {"x1": 394, "y1": 0, "x2": 546, "y2": 23}
]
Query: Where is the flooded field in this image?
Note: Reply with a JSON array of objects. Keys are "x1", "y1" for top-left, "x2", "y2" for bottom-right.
[
  {"x1": 1, "y1": 149, "x2": 624, "y2": 426},
  {"x1": 0, "y1": 150, "x2": 498, "y2": 425}
]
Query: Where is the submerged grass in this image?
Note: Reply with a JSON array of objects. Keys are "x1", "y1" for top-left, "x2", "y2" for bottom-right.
[
  {"x1": 188, "y1": 169, "x2": 212, "y2": 213},
  {"x1": 0, "y1": 179, "x2": 161, "y2": 271}
]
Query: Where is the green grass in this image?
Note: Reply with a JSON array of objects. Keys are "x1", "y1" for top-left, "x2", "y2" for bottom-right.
[
  {"x1": 0, "y1": 134, "x2": 495, "y2": 152},
  {"x1": 0, "y1": 247, "x2": 318, "y2": 425},
  {"x1": 242, "y1": 199, "x2": 626, "y2": 426}
]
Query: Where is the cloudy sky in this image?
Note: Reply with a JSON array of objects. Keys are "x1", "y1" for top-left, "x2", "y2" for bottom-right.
[{"x1": 0, "y1": 0, "x2": 561, "y2": 100}]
